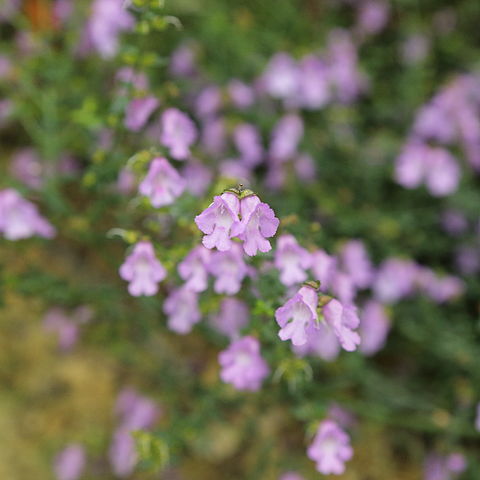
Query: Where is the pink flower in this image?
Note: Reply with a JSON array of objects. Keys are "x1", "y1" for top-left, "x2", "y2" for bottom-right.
[
  {"x1": 210, "y1": 297, "x2": 249, "y2": 339},
  {"x1": 297, "y1": 55, "x2": 331, "y2": 109},
  {"x1": 0, "y1": 188, "x2": 55, "y2": 240},
  {"x1": 311, "y1": 249, "x2": 337, "y2": 290},
  {"x1": 339, "y1": 240, "x2": 374, "y2": 289},
  {"x1": 177, "y1": 245, "x2": 211, "y2": 292},
  {"x1": 195, "y1": 192, "x2": 240, "y2": 251},
  {"x1": 87, "y1": 0, "x2": 134, "y2": 59},
  {"x1": 331, "y1": 271, "x2": 357, "y2": 304},
  {"x1": 163, "y1": 287, "x2": 201, "y2": 334},
  {"x1": 115, "y1": 389, "x2": 160, "y2": 431},
  {"x1": 10, "y1": 148, "x2": 43, "y2": 189},
  {"x1": 138, "y1": 157, "x2": 185, "y2": 207},
  {"x1": 228, "y1": 79, "x2": 255, "y2": 109},
  {"x1": 275, "y1": 285, "x2": 318, "y2": 346},
  {"x1": 54, "y1": 444, "x2": 86, "y2": 480},
  {"x1": 292, "y1": 322, "x2": 340, "y2": 361},
  {"x1": 160, "y1": 108, "x2": 197, "y2": 160},
  {"x1": 124, "y1": 96, "x2": 159, "y2": 132},
  {"x1": 209, "y1": 244, "x2": 248, "y2": 295},
  {"x1": 261, "y1": 53, "x2": 299, "y2": 100},
  {"x1": 119, "y1": 241, "x2": 166, "y2": 296},
  {"x1": 182, "y1": 161, "x2": 213, "y2": 197},
  {"x1": 233, "y1": 123, "x2": 264, "y2": 168},
  {"x1": 275, "y1": 234, "x2": 312, "y2": 286},
  {"x1": 322, "y1": 299, "x2": 360, "y2": 352},
  {"x1": 194, "y1": 85, "x2": 222, "y2": 119},
  {"x1": 269, "y1": 114, "x2": 304, "y2": 163},
  {"x1": 356, "y1": 0, "x2": 390, "y2": 36},
  {"x1": 43, "y1": 308, "x2": 79, "y2": 352},
  {"x1": 359, "y1": 301, "x2": 390, "y2": 355},
  {"x1": 373, "y1": 258, "x2": 417, "y2": 303},
  {"x1": 201, "y1": 117, "x2": 226, "y2": 155},
  {"x1": 109, "y1": 429, "x2": 137, "y2": 477},
  {"x1": 232, "y1": 194, "x2": 280, "y2": 256},
  {"x1": 218, "y1": 336, "x2": 270, "y2": 391},
  {"x1": 169, "y1": 44, "x2": 197, "y2": 77},
  {"x1": 307, "y1": 420, "x2": 353, "y2": 475}
]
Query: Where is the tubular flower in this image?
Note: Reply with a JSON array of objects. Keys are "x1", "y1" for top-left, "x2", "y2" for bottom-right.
[
  {"x1": 160, "y1": 108, "x2": 197, "y2": 160},
  {"x1": 322, "y1": 299, "x2": 360, "y2": 352},
  {"x1": 209, "y1": 244, "x2": 248, "y2": 295},
  {"x1": 275, "y1": 234, "x2": 312, "y2": 286},
  {"x1": 163, "y1": 287, "x2": 201, "y2": 334},
  {"x1": 218, "y1": 336, "x2": 270, "y2": 391},
  {"x1": 139, "y1": 157, "x2": 185, "y2": 208},
  {"x1": 177, "y1": 245, "x2": 211, "y2": 292},
  {"x1": 119, "y1": 241, "x2": 166, "y2": 296},
  {"x1": 307, "y1": 420, "x2": 353, "y2": 475},
  {"x1": 275, "y1": 285, "x2": 318, "y2": 346}
]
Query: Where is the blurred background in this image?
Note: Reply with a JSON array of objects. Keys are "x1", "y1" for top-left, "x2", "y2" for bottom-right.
[{"x1": 1, "y1": 0, "x2": 480, "y2": 479}]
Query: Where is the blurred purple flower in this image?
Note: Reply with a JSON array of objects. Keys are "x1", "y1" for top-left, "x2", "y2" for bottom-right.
[
  {"x1": 0, "y1": 188, "x2": 55, "y2": 240},
  {"x1": 339, "y1": 240, "x2": 374, "y2": 289},
  {"x1": 311, "y1": 250, "x2": 337, "y2": 290},
  {"x1": 356, "y1": 0, "x2": 390, "y2": 35},
  {"x1": 164, "y1": 286, "x2": 201, "y2": 334},
  {"x1": 307, "y1": 420, "x2": 353, "y2": 475},
  {"x1": 455, "y1": 246, "x2": 480, "y2": 275},
  {"x1": 233, "y1": 123, "x2": 264, "y2": 168},
  {"x1": 292, "y1": 322, "x2": 340, "y2": 361},
  {"x1": 160, "y1": 108, "x2": 197, "y2": 160},
  {"x1": 109, "y1": 429, "x2": 137, "y2": 477},
  {"x1": 331, "y1": 271, "x2": 357, "y2": 305},
  {"x1": 269, "y1": 114, "x2": 304, "y2": 163},
  {"x1": 169, "y1": 44, "x2": 196, "y2": 77},
  {"x1": 119, "y1": 241, "x2": 166, "y2": 296},
  {"x1": 195, "y1": 85, "x2": 222, "y2": 119},
  {"x1": 228, "y1": 79, "x2": 255, "y2": 109},
  {"x1": 54, "y1": 444, "x2": 86, "y2": 480},
  {"x1": 201, "y1": 117, "x2": 227, "y2": 156},
  {"x1": 261, "y1": 52, "x2": 299, "y2": 100},
  {"x1": 373, "y1": 258, "x2": 417, "y2": 303},
  {"x1": 44, "y1": 308, "x2": 79, "y2": 351},
  {"x1": 182, "y1": 161, "x2": 213, "y2": 197},
  {"x1": 296, "y1": 55, "x2": 331, "y2": 109},
  {"x1": 139, "y1": 157, "x2": 185, "y2": 207},
  {"x1": 441, "y1": 209, "x2": 468, "y2": 236},
  {"x1": 279, "y1": 473, "x2": 304, "y2": 480},
  {"x1": 116, "y1": 168, "x2": 137, "y2": 195},
  {"x1": 178, "y1": 245, "x2": 211, "y2": 292},
  {"x1": 401, "y1": 33, "x2": 430, "y2": 65},
  {"x1": 210, "y1": 297, "x2": 249, "y2": 339},
  {"x1": 10, "y1": 148, "x2": 43, "y2": 189},
  {"x1": 124, "y1": 96, "x2": 159, "y2": 132},
  {"x1": 359, "y1": 300, "x2": 390, "y2": 355},
  {"x1": 275, "y1": 285, "x2": 318, "y2": 346},
  {"x1": 323, "y1": 299, "x2": 361, "y2": 352},
  {"x1": 209, "y1": 244, "x2": 248, "y2": 295},
  {"x1": 219, "y1": 336, "x2": 270, "y2": 391},
  {"x1": 275, "y1": 234, "x2": 312, "y2": 286}
]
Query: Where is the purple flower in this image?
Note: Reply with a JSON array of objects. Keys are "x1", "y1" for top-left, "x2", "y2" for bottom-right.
[
  {"x1": 139, "y1": 157, "x2": 185, "y2": 208},
  {"x1": 116, "y1": 168, "x2": 137, "y2": 195},
  {"x1": 169, "y1": 44, "x2": 196, "y2": 77},
  {"x1": 356, "y1": 0, "x2": 390, "y2": 35},
  {"x1": 115, "y1": 389, "x2": 160, "y2": 431},
  {"x1": 87, "y1": 0, "x2": 134, "y2": 58},
  {"x1": 424, "y1": 453, "x2": 467, "y2": 480},
  {"x1": 275, "y1": 285, "x2": 318, "y2": 346},
  {"x1": 124, "y1": 96, "x2": 159, "y2": 132},
  {"x1": 195, "y1": 192, "x2": 240, "y2": 251},
  {"x1": 233, "y1": 123, "x2": 264, "y2": 168},
  {"x1": 209, "y1": 244, "x2": 248, "y2": 295},
  {"x1": 311, "y1": 249, "x2": 337, "y2": 290},
  {"x1": 119, "y1": 241, "x2": 166, "y2": 296},
  {"x1": 339, "y1": 240, "x2": 374, "y2": 289},
  {"x1": 424, "y1": 147, "x2": 460, "y2": 197},
  {"x1": 228, "y1": 79, "x2": 255, "y2": 109},
  {"x1": 331, "y1": 271, "x2": 357, "y2": 304},
  {"x1": 182, "y1": 161, "x2": 213, "y2": 197},
  {"x1": 322, "y1": 299, "x2": 360, "y2": 352},
  {"x1": 373, "y1": 258, "x2": 417, "y2": 303},
  {"x1": 54, "y1": 444, "x2": 86, "y2": 480},
  {"x1": 307, "y1": 420, "x2": 353, "y2": 475},
  {"x1": 10, "y1": 148, "x2": 44, "y2": 189},
  {"x1": 275, "y1": 234, "x2": 312, "y2": 286},
  {"x1": 269, "y1": 114, "x2": 304, "y2": 163},
  {"x1": 394, "y1": 141, "x2": 428, "y2": 189},
  {"x1": 210, "y1": 297, "x2": 249, "y2": 339},
  {"x1": 401, "y1": 33, "x2": 430, "y2": 66},
  {"x1": 43, "y1": 308, "x2": 79, "y2": 352},
  {"x1": 201, "y1": 117, "x2": 227, "y2": 155},
  {"x1": 178, "y1": 245, "x2": 211, "y2": 292},
  {"x1": 0, "y1": 0, "x2": 21, "y2": 21},
  {"x1": 163, "y1": 286, "x2": 201, "y2": 334},
  {"x1": 297, "y1": 55, "x2": 331, "y2": 109},
  {"x1": 417, "y1": 270, "x2": 464, "y2": 303},
  {"x1": 218, "y1": 336, "x2": 270, "y2": 391},
  {"x1": 455, "y1": 246, "x2": 480, "y2": 276},
  {"x1": 413, "y1": 102, "x2": 455, "y2": 144},
  {"x1": 359, "y1": 301, "x2": 390, "y2": 355},
  {"x1": 232, "y1": 194, "x2": 280, "y2": 256},
  {"x1": 292, "y1": 322, "x2": 340, "y2": 361},
  {"x1": 109, "y1": 429, "x2": 137, "y2": 477},
  {"x1": 261, "y1": 52, "x2": 299, "y2": 100},
  {"x1": 194, "y1": 85, "x2": 222, "y2": 119},
  {"x1": 295, "y1": 153, "x2": 316, "y2": 182},
  {"x1": 116, "y1": 67, "x2": 149, "y2": 92},
  {"x1": 441, "y1": 209, "x2": 468, "y2": 236},
  {"x1": 279, "y1": 473, "x2": 304, "y2": 480},
  {"x1": 0, "y1": 188, "x2": 55, "y2": 240},
  {"x1": 160, "y1": 108, "x2": 197, "y2": 160}
]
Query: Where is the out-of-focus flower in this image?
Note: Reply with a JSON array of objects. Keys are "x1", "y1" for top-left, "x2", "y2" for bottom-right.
[
  {"x1": 0, "y1": 0, "x2": 21, "y2": 21},
  {"x1": 138, "y1": 157, "x2": 185, "y2": 207},
  {"x1": 275, "y1": 285, "x2": 318, "y2": 346},
  {"x1": 417, "y1": 270, "x2": 464, "y2": 303},
  {"x1": 182, "y1": 161, "x2": 213, "y2": 197},
  {"x1": 44, "y1": 308, "x2": 79, "y2": 351},
  {"x1": 119, "y1": 241, "x2": 166, "y2": 296},
  {"x1": 10, "y1": 148, "x2": 44, "y2": 189},
  {"x1": 210, "y1": 297, "x2": 249, "y2": 339},
  {"x1": 164, "y1": 286, "x2": 201, "y2": 334},
  {"x1": 279, "y1": 472, "x2": 304, "y2": 480},
  {"x1": 53, "y1": 0, "x2": 74, "y2": 24},
  {"x1": 228, "y1": 79, "x2": 255, "y2": 109},
  {"x1": 423, "y1": 452, "x2": 467, "y2": 480},
  {"x1": 475, "y1": 403, "x2": 480, "y2": 431},
  {"x1": 441, "y1": 210, "x2": 468, "y2": 236},
  {"x1": 269, "y1": 114, "x2": 304, "y2": 163},
  {"x1": 87, "y1": 0, "x2": 134, "y2": 58},
  {"x1": 323, "y1": 299, "x2": 360, "y2": 351},
  {"x1": 261, "y1": 52, "x2": 299, "y2": 100},
  {"x1": 124, "y1": 96, "x2": 159, "y2": 132},
  {"x1": 307, "y1": 420, "x2": 353, "y2": 475},
  {"x1": 54, "y1": 444, "x2": 86, "y2": 480},
  {"x1": 296, "y1": 55, "x2": 330, "y2": 109},
  {"x1": 160, "y1": 108, "x2": 197, "y2": 160},
  {"x1": 194, "y1": 85, "x2": 222, "y2": 119},
  {"x1": 109, "y1": 429, "x2": 137, "y2": 477},
  {"x1": 311, "y1": 250, "x2": 337, "y2": 290},
  {"x1": 359, "y1": 300, "x2": 390, "y2": 355},
  {"x1": 331, "y1": 271, "x2": 357, "y2": 304},
  {"x1": 169, "y1": 44, "x2": 196, "y2": 77},
  {"x1": 201, "y1": 117, "x2": 227, "y2": 156},
  {"x1": 339, "y1": 240, "x2": 374, "y2": 289},
  {"x1": 209, "y1": 244, "x2": 248, "y2": 295},
  {"x1": 115, "y1": 388, "x2": 160, "y2": 431},
  {"x1": 401, "y1": 33, "x2": 430, "y2": 65},
  {"x1": 373, "y1": 258, "x2": 417, "y2": 303},
  {"x1": 0, "y1": 55, "x2": 13, "y2": 79},
  {"x1": 233, "y1": 123, "x2": 264, "y2": 168},
  {"x1": 116, "y1": 67, "x2": 149, "y2": 92},
  {"x1": 195, "y1": 191, "x2": 240, "y2": 251},
  {"x1": 275, "y1": 234, "x2": 312, "y2": 286},
  {"x1": 356, "y1": 0, "x2": 390, "y2": 36},
  {"x1": 178, "y1": 245, "x2": 211, "y2": 292},
  {"x1": 116, "y1": 168, "x2": 137, "y2": 194},
  {"x1": 292, "y1": 322, "x2": 340, "y2": 361},
  {"x1": 0, "y1": 188, "x2": 55, "y2": 240},
  {"x1": 219, "y1": 336, "x2": 270, "y2": 391}
]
